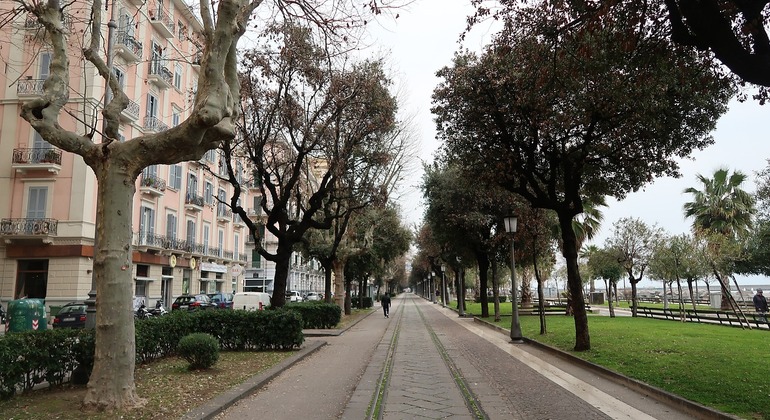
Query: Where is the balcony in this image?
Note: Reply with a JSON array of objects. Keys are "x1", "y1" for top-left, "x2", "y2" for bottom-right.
[
  {"x1": 185, "y1": 192, "x2": 205, "y2": 212},
  {"x1": 149, "y1": 6, "x2": 175, "y2": 39},
  {"x1": 217, "y1": 208, "x2": 232, "y2": 223},
  {"x1": 191, "y1": 51, "x2": 202, "y2": 70},
  {"x1": 120, "y1": 98, "x2": 140, "y2": 122},
  {"x1": 139, "y1": 174, "x2": 166, "y2": 197},
  {"x1": 12, "y1": 148, "x2": 62, "y2": 174},
  {"x1": 115, "y1": 31, "x2": 142, "y2": 63},
  {"x1": 233, "y1": 213, "x2": 246, "y2": 228},
  {"x1": 17, "y1": 78, "x2": 45, "y2": 98},
  {"x1": 143, "y1": 116, "x2": 169, "y2": 133},
  {"x1": 134, "y1": 232, "x2": 205, "y2": 256},
  {"x1": 148, "y1": 61, "x2": 173, "y2": 89},
  {"x1": 1, "y1": 218, "x2": 58, "y2": 241}
]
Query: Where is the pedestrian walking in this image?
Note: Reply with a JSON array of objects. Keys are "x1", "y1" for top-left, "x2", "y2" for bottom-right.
[
  {"x1": 754, "y1": 289, "x2": 768, "y2": 323},
  {"x1": 381, "y1": 293, "x2": 391, "y2": 318}
]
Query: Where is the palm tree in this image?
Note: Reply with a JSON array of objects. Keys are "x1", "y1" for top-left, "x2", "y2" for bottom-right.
[
  {"x1": 683, "y1": 168, "x2": 755, "y2": 239},
  {"x1": 683, "y1": 168, "x2": 756, "y2": 310}
]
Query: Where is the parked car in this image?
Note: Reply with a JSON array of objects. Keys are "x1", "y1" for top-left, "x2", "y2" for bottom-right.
[
  {"x1": 232, "y1": 292, "x2": 272, "y2": 311},
  {"x1": 286, "y1": 290, "x2": 303, "y2": 303},
  {"x1": 304, "y1": 292, "x2": 321, "y2": 301},
  {"x1": 208, "y1": 292, "x2": 234, "y2": 309},
  {"x1": 52, "y1": 302, "x2": 87, "y2": 329},
  {"x1": 172, "y1": 294, "x2": 215, "y2": 311}
]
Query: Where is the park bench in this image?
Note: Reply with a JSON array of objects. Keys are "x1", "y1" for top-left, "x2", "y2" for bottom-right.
[{"x1": 636, "y1": 306, "x2": 769, "y2": 329}]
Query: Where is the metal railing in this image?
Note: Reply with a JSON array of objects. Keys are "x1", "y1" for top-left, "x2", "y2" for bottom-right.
[
  {"x1": 148, "y1": 60, "x2": 173, "y2": 86},
  {"x1": 1, "y1": 218, "x2": 58, "y2": 236},
  {"x1": 140, "y1": 174, "x2": 166, "y2": 191},
  {"x1": 12, "y1": 148, "x2": 62, "y2": 165},
  {"x1": 17, "y1": 79, "x2": 45, "y2": 96},
  {"x1": 115, "y1": 31, "x2": 143, "y2": 58},
  {"x1": 185, "y1": 192, "x2": 205, "y2": 207},
  {"x1": 143, "y1": 116, "x2": 169, "y2": 133},
  {"x1": 121, "y1": 99, "x2": 140, "y2": 120}
]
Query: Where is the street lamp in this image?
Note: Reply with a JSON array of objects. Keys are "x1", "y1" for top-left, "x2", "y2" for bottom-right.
[
  {"x1": 431, "y1": 271, "x2": 437, "y2": 303},
  {"x1": 441, "y1": 264, "x2": 446, "y2": 308},
  {"x1": 504, "y1": 216, "x2": 523, "y2": 343}
]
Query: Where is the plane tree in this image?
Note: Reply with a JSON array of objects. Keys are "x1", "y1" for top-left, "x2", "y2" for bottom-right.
[
  {"x1": 9, "y1": 0, "x2": 396, "y2": 409},
  {"x1": 432, "y1": 0, "x2": 732, "y2": 350},
  {"x1": 225, "y1": 24, "x2": 398, "y2": 307}
]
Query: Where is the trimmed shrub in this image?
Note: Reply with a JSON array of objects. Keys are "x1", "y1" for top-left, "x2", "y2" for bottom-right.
[
  {"x1": 285, "y1": 302, "x2": 341, "y2": 329},
  {"x1": 177, "y1": 333, "x2": 219, "y2": 370}
]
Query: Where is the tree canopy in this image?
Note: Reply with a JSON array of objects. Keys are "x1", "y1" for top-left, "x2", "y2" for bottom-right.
[{"x1": 432, "y1": 0, "x2": 733, "y2": 351}]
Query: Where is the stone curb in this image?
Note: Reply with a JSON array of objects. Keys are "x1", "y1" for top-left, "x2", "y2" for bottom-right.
[
  {"x1": 471, "y1": 317, "x2": 741, "y2": 420},
  {"x1": 181, "y1": 339, "x2": 326, "y2": 420}
]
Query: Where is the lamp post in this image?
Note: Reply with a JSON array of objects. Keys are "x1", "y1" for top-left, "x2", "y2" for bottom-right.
[
  {"x1": 456, "y1": 256, "x2": 465, "y2": 317},
  {"x1": 504, "y1": 216, "x2": 523, "y2": 343},
  {"x1": 431, "y1": 271, "x2": 437, "y2": 303},
  {"x1": 441, "y1": 264, "x2": 446, "y2": 308}
]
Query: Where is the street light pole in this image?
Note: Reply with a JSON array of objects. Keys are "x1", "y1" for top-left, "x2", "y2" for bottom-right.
[
  {"x1": 505, "y1": 216, "x2": 523, "y2": 343},
  {"x1": 441, "y1": 264, "x2": 446, "y2": 308}
]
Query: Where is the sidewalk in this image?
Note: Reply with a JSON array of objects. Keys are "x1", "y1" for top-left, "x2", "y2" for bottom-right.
[{"x1": 196, "y1": 294, "x2": 735, "y2": 420}]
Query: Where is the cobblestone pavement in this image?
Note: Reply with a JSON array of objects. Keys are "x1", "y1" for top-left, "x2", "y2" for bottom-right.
[
  {"x1": 343, "y1": 294, "x2": 709, "y2": 420},
  {"x1": 206, "y1": 293, "x2": 726, "y2": 420}
]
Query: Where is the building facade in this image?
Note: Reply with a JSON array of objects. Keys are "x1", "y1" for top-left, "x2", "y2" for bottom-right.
[{"x1": 0, "y1": 1, "x2": 321, "y2": 314}]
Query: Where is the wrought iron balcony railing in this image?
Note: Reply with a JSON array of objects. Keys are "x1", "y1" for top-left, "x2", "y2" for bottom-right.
[
  {"x1": 185, "y1": 193, "x2": 205, "y2": 207},
  {"x1": 17, "y1": 78, "x2": 45, "y2": 96},
  {"x1": 12, "y1": 148, "x2": 62, "y2": 165},
  {"x1": 140, "y1": 174, "x2": 166, "y2": 191},
  {"x1": 115, "y1": 31, "x2": 143, "y2": 60},
  {"x1": 148, "y1": 61, "x2": 173, "y2": 87},
  {"x1": 1, "y1": 218, "x2": 58, "y2": 236},
  {"x1": 143, "y1": 116, "x2": 169, "y2": 133}
]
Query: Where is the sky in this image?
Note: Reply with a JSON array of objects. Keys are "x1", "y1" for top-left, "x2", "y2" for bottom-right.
[{"x1": 365, "y1": 1, "x2": 770, "y2": 287}]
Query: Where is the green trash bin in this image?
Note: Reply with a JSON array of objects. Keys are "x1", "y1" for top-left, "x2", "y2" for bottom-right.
[{"x1": 7, "y1": 298, "x2": 48, "y2": 332}]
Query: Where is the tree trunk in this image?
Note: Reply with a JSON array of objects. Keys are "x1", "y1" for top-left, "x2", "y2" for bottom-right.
[
  {"x1": 83, "y1": 169, "x2": 143, "y2": 411},
  {"x1": 534, "y1": 257, "x2": 546, "y2": 334},
  {"x1": 491, "y1": 263, "x2": 500, "y2": 322},
  {"x1": 605, "y1": 279, "x2": 615, "y2": 318},
  {"x1": 557, "y1": 212, "x2": 590, "y2": 351},
  {"x1": 520, "y1": 265, "x2": 533, "y2": 307},
  {"x1": 270, "y1": 246, "x2": 292, "y2": 308},
  {"x1": 322, "y1": 260, "x2": 333, "y2": 303},
  {"x1": 344, "y1": 276, "x2": 352, "y2": 315},
  {"x1": 477, "y1": 252, "x2": 490, "y2": 318},
  {"x1": 687, "y1": 278, "x2": 697, "y2": 310},
  {"x1": 333, "y1": 259, "x2": 345, "y2": 310},
  {"x1": 631, "y1": 279, "x2": 639, "y2": 317}
]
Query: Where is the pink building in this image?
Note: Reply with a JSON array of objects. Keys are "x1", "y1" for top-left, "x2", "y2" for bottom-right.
[{"x1": 0, "y1": 1, "x2": 258, "y2": 312}]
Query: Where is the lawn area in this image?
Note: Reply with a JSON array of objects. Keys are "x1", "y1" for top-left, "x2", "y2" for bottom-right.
[{"x1": 466, "y1": 302, "x2": 770, "y2": 420}]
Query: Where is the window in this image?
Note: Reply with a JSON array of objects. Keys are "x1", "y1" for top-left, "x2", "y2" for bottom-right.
[
  {"x1": 251, "y1": 249, "x2": 261, "y2": 268},
  {"x1": 27, "y1": 187, "x2": 48, "y2": 219},
  {"x1": 174, "y1": 64, "x2": 182, "y2": 90},
  {"x1": 172, "y1": 110, "x2": 180, "y2": 127},
  {"x1": 142, "y1": 165, "x2": 158, "y2": 180},
  {"x1": 113, "y1": 67, "x2": 126, "y2": 90},
  {"x1": 203, "y1": 224, "x2": 210, "y2": 255},
  {"x1": 205, "y1": 149, "x2": 216, "y2": 162},
  {"x1": 150, "y1": 41, "x2": 164, "y2": 75},
  {"x1": 32, "y1": 130, "x2": 52, "y2": 150},
  {"x1": 178, "y1": 22, "x2": 186, "y2": 40},
  {"x1": 139, "y1": 206, "x2": 155, "y2": 244},
  {"x1": 186, "y1": 219, "x2": 196, "y2": 244},
  {"x1": 39, "y1": 52, "x2": 52, "y2": 80},
  {"x1": 217, "y1": 188, "x2": 226, "y2": 215},
  {"x1": 187, "y1": 173, "x2": 198, "y2": 195},
  {"x1": 119, "y1": 11, "x2": 135, "y2": 37},
  {"x1": 204, "y1": 181, "x2": 213, "y2": 205},
  {"x1": 234, "y1": 234, "x2": 239, "y2": 259},
  {"x1": 169, "y1": 164, "x2": 182, "y2": 189},
  {"x1": 218, "y1": 230, "x2": 224, "y2": 257},
  {"x1": 146, "y1": 93, "x2": 158, "y2": 118},
  {"x1": 166, "y1": 213, "x2": 177, "y2": 239}
]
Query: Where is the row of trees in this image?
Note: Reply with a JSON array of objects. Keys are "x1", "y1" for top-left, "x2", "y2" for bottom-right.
[{"x1": 421, "y1": 0, "x2": 733, "y2": 352}]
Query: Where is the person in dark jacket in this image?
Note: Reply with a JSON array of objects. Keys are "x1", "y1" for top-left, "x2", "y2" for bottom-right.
[
  {"x1": 381, "y1": 293, "x2": 391, "y2": 318},
  {"x1": 754, "y1": 289, "x2": 768, "y2": 323}
]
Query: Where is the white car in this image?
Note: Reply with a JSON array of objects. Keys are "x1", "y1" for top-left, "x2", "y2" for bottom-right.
[
  {"x1": 286, "y1": 291, "x2": 303, "y2": 302},
  {"x1": 304, "y1": 292, "x2": 321, "y2": 301}
]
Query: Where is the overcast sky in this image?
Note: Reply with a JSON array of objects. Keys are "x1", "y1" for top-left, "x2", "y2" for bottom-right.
[{"x1": 366, "y1": 0, "x2": 770, "y2": 287}]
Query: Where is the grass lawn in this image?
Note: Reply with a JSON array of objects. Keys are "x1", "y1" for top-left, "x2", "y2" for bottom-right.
[{"x1": 465, "y1": 301, "x2": 770, "y2": 420}]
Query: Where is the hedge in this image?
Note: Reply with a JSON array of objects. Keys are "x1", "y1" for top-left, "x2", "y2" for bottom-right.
[
  {"x1": 284, "y1": 301, "x2": 341, "y2": 329},
  {"x1": 0, "y1": 308, "x2": 303, "y2": 399}
]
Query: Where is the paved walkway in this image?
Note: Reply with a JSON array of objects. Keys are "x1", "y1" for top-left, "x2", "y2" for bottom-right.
[{"x1": 207, "y1": 293, "x2": 732, "y2": 420}]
